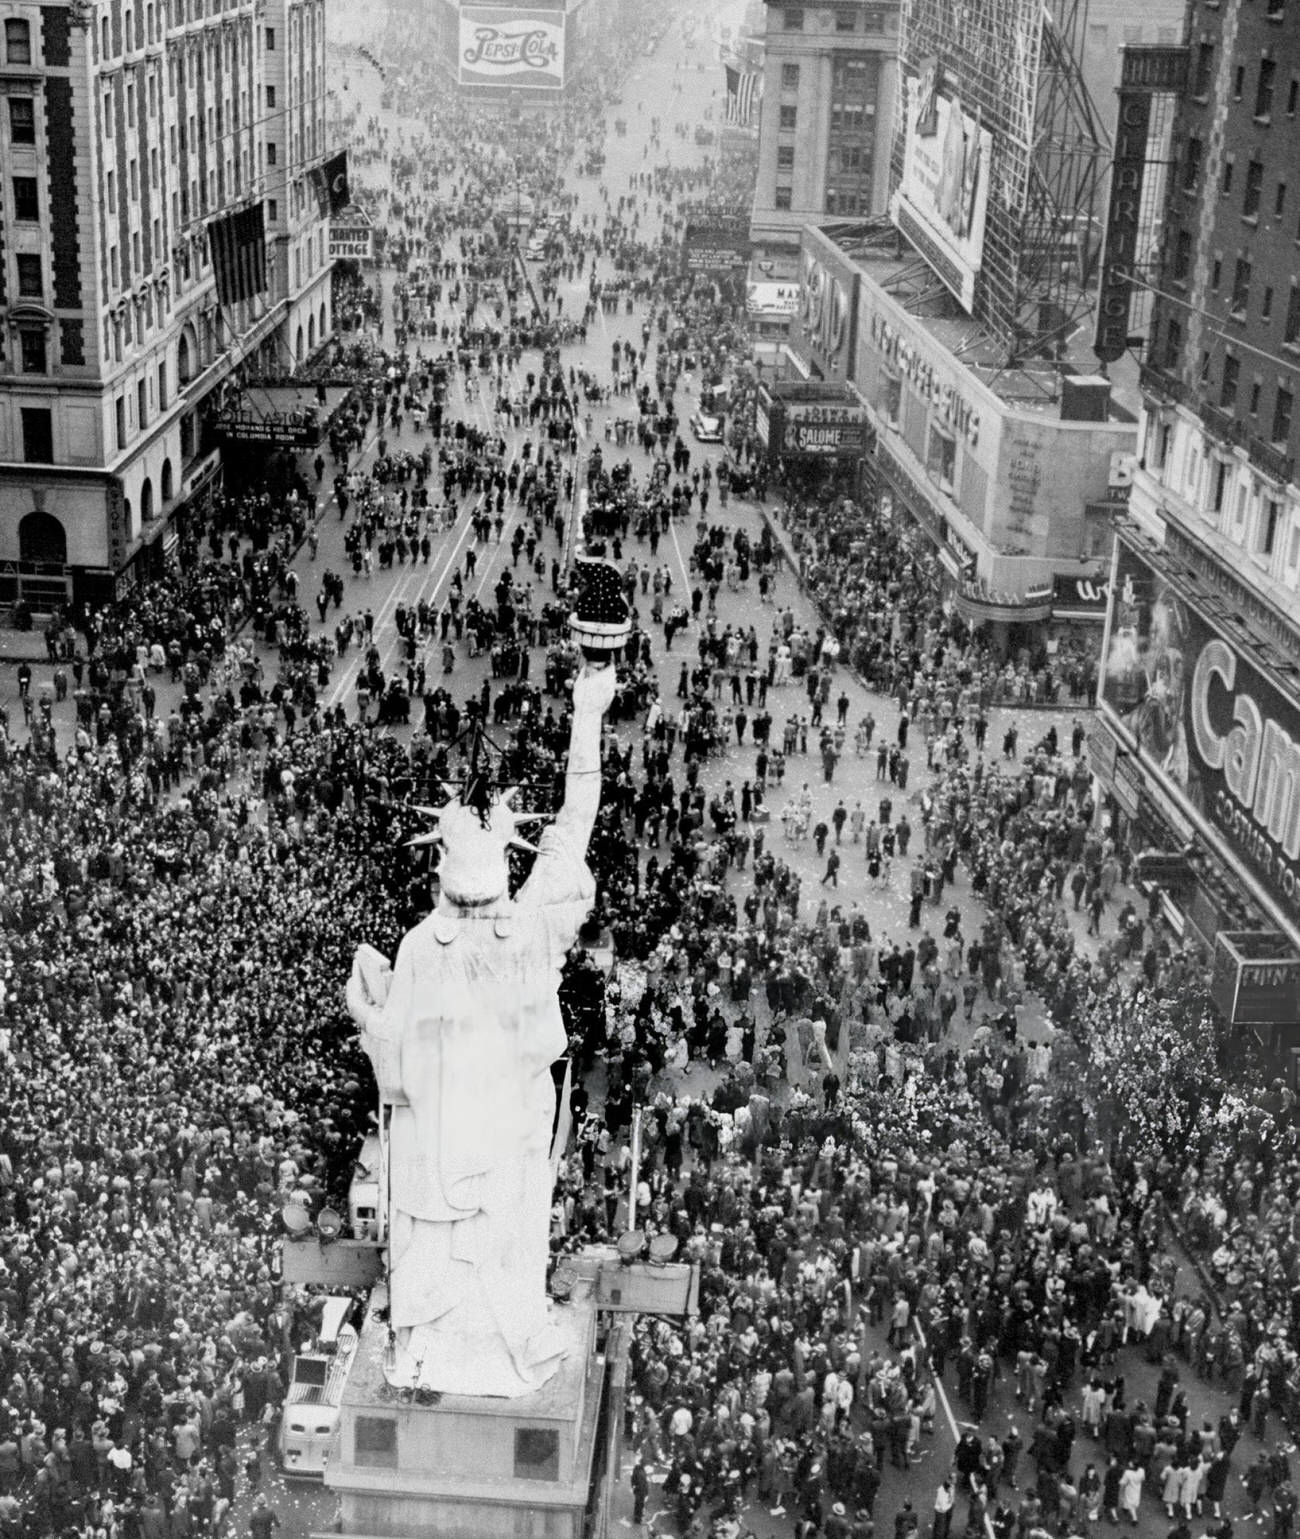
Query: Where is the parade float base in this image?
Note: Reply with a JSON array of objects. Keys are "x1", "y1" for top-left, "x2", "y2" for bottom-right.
[{"x1": 323, "y1": 1281, "x2": 603, "y2": 1539}]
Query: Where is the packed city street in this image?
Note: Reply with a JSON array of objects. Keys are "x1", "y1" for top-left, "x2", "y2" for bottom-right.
[{"x1": 2, "y1": 6, "x2": 1300, "y2": 1539}]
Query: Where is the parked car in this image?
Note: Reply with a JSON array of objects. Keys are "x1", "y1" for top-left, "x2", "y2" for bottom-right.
[{"x1": 690, "y1": 410, "x2": 723, "y2": 443}]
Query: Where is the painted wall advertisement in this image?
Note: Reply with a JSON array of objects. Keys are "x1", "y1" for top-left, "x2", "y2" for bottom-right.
[
  {"x1": 891, "y1": 61, "x2": 993, "y2": 313},
  {"x1": 1100, "y1": 536, "x2": 1300, "y2": 926},
  {"x1": 458, "y1": 6, "x2": 565, "y2": 89}
]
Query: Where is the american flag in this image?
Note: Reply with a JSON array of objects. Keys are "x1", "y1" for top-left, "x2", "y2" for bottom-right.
[{"x1": 724, "y1": 64, "x2": 758, "y2": 126}]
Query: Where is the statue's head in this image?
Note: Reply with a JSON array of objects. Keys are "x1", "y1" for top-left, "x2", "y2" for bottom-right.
[{"x1": 409, "y1": 787, "x2": 543, "y2": 908}]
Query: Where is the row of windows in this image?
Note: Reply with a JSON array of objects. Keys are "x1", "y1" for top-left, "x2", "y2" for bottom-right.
[
  {"x1": 771, "y1": 182, "x2": 875, "y2": 214},
  {"x1": 1148, "y1": 417, "x2": 1297, "y2": 567},
  {"x1": 1164, "y1": 320, "x2": 1296, "y2": 445},
  {"x1": 779, "y1": 6, "x2": 885, "y2": 30}
]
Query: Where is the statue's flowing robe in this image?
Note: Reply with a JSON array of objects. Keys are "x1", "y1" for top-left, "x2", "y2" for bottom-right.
[{"x1": 364, "y1": 824, "x2": 593, "y2": 1396}]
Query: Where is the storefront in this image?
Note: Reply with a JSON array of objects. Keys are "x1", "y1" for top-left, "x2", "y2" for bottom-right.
[{"x1": 755, "y1": 380, "x2": 871, "y2": 493}]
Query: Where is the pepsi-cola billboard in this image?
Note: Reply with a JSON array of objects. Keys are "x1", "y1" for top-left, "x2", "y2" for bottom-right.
[{"x1": 458, "y1": 6, "x2": 565, "y2": 90}]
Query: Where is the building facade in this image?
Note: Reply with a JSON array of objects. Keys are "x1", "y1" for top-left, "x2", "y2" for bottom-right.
[
  {"x1": 0, "y1": 0, "x2": 334, "y2": 608},
  {"x1": 1089, "y1": 0, "x2": 1300, "y2": 988},
  {"x1": 776, "y1": 226, "x2": 1139, "y2": 645},
  {"x1": 748, "y1": 0, "x2": 899, "y2": 276}
]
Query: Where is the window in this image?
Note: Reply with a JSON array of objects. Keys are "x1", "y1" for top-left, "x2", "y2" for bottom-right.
[
  {"x1": 835, "y1": 8, "x2": 855, "y2": 27},
  {"x1": 1183, "y1": 137, "x2": 1202, "y2": 191},
  {"x1": 774, "y1": 186, "x2": 792, "y2": 210},
  {"x1": 137, "y1": 380, "x2": 148, "y2": 431},
  {"x1": 776, "y1": 145, "x2": 794, "y2": 169},
  {"x1": 266, "y1": 85, "x2": 276, "y2": 108},
  {"x1": 1278, "y1": 182, "x2": 1288, "y2": 217},
  {"x1": 12, "y1": 177, "x2": 38, "y2": 222},
  {"x1": 927, "y1": 427, "x2": 956, "y2": 488},
  {"x1": 514, "y1": 1430, "x2": 559, "y2": 1482},
  {"x1": 115, "y1": 396, "x2": 126, "y2": 449},
  {"x1": 1257, "y1": 58, "x2": 1276, "y2": 118},
  {"x1": 268, "y1": 197, "x2": 278, "y2": 221},
  {"x1": 1233, "y1": 64, "x2": 1245, "y2": 100},
  {"x1": 780, "y1": 62, "x2": 799, "y2": 88},
  {"x1": 1195, "y1": 42, "x2": 1213, "y2": 97},
  {"x1": 1264, "y1": 287, "x2": 1274, "y2": 320},
  {"x1": 4, "y1": 18, "x2": 31, "y2": 63},
  {"x1": 1211, "y1": 457, "x2": 1230, "y2": 514},
  {"x1": 1274, "y1": 385, "x2": 1295, "y2": 444},
  {"x1": 1231, "y1": 257, "x2": 1252, "y2": 315},
  {"x1": 106, "y1": 169, "x2": 116, "y2": 214},
  {"x1": 1267, "y1": 0, "x2": 1284, "y2": 16},
  {"x1": 19, "y1": 329, "x2": 47, "y2": 374},
  {"x1": 1260, "y1": 498, "x2": 1282, "y2": 555},
  {"x1": 779, "y1": 104, "x2": 796, "y2": 129},
  {"x1": 267, "y1": 143, "x2": 277, "y2": 165},
  {"x1": 1287, "y1": 284, "x2": 1300, "y2": 346},
  {"x1": 1244, "y1": 160, "x2": 1264, "y2": 217},
  {"x1": 158, "y1": 361, "x2": 168, "y2": 411},
  {"x1": 1211, "y1": 257, "x2": 1222, "y2": 291},
  {"x1": 1221, "y1": 353, "x2": 1240, "y2": 408},
  {"x1": 782, "y1": 7, "x2": 803, "y2": 26},
  {"x1": 21, "y1": 408, "x2": 53, "y2": 464},
  {"x1": 1164, "y1": 318, "x2": 1182, "y2": 368},
  {"x1": 1222, "y1": 156, "x2": 1235, "y2": 196},
  {"x1": 16, "y1": 254, "x2": 42, "y2": 297},
  {"x1": 1250, "y1": 379, "x2": 1262, "y2": 416},
  {"x1": 1173, "y1": 230, "x2": 1191, "y2": 281},
  {"x1": 354, "y1": 1418, "x2": 396, "y2": 1469},
  {"x1": 265, "y1": 25, "x2": 275, "y2": 47},
  {"x1": 1290, "y1": 78, "x2": 1299, "y2": 115},
  {"x1": 9, "y1": 98, "x2": 35, "y2": 143}
]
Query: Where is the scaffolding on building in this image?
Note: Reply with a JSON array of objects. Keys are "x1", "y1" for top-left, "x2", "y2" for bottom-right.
[{"x1": 890, "y1": 0, "x2": 1109, "y2": 376}]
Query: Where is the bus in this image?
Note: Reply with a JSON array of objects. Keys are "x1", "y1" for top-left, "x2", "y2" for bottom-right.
[{"x1": 278, "y1": 1295, "x2": 360, "y2": 1477}]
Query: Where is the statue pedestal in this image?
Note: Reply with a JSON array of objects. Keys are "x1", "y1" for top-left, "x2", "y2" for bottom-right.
[{"x1": 324, "y1": 1281, "x2": 605, "y2": 1539}]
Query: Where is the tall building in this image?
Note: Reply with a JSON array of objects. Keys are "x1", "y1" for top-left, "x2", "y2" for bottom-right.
[
  {"x1": 1091, "y1": 4, "x2": 1300, "y2": 1009},
  {"x1": 748, "y1": 0, "x2": 900, "y2": 276},
  {"x1": 0, "y1": 0, "x2": 336, "y2": 609}
]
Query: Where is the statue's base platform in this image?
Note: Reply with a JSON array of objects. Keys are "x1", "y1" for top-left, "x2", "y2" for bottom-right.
[{"x1": 323, "y1": 1282, "x2": 604, "y2": 1539}]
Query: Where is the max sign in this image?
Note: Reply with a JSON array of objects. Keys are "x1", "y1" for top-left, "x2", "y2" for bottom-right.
[{"x1": 798, "y1": 251, "x2": 855, "y2": 374}]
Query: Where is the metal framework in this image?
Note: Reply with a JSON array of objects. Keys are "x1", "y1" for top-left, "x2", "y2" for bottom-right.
[{"x1": 893, "y1": 0, "x2": 1108, "y2": 366}]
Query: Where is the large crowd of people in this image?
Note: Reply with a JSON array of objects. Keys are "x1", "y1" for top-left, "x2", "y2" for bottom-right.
[{"x1": 2, "y1": 13, "x2": 1298, "y2": 1539}]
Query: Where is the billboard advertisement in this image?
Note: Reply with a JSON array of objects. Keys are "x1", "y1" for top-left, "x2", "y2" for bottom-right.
[
  {"x1": 458, "y1": 6, "x2": 565, "y2": 90},
  {"x1": 891, "y1": 61, "x2": 993, "y2": 313},
  {"x1": 791, "y1": 231, "x2": 859, "y2": 383},
  {"x1": 747, "y1": 281, "x2": 800, "y2": 317},
  {"x1": 1100, "y1": 536, "x2": 1300, "y2": 927},
  {"x1": 683, "y1": 219, "x2": 750, "y2": 273}
]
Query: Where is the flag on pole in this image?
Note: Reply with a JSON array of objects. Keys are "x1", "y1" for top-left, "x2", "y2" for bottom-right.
[
  {"x1": 207, "y1": 202, "x2": 268, "y2": 308},
  {"x1": 724, "y1": 63, "x2": 758, "y2": 125},
  {"x1": 309, "y1": 150, "x2": 350, "y2": 218}
]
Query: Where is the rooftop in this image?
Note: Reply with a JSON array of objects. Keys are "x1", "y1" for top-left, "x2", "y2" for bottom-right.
[{"x1": 822, "y1": 221, "x2": 1143, "y2": 423}]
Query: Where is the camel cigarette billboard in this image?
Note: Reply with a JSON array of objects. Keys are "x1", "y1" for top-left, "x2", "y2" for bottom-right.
[{"x1": 1100, "y1": 536, "x2": 1300, "y2": 928}]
